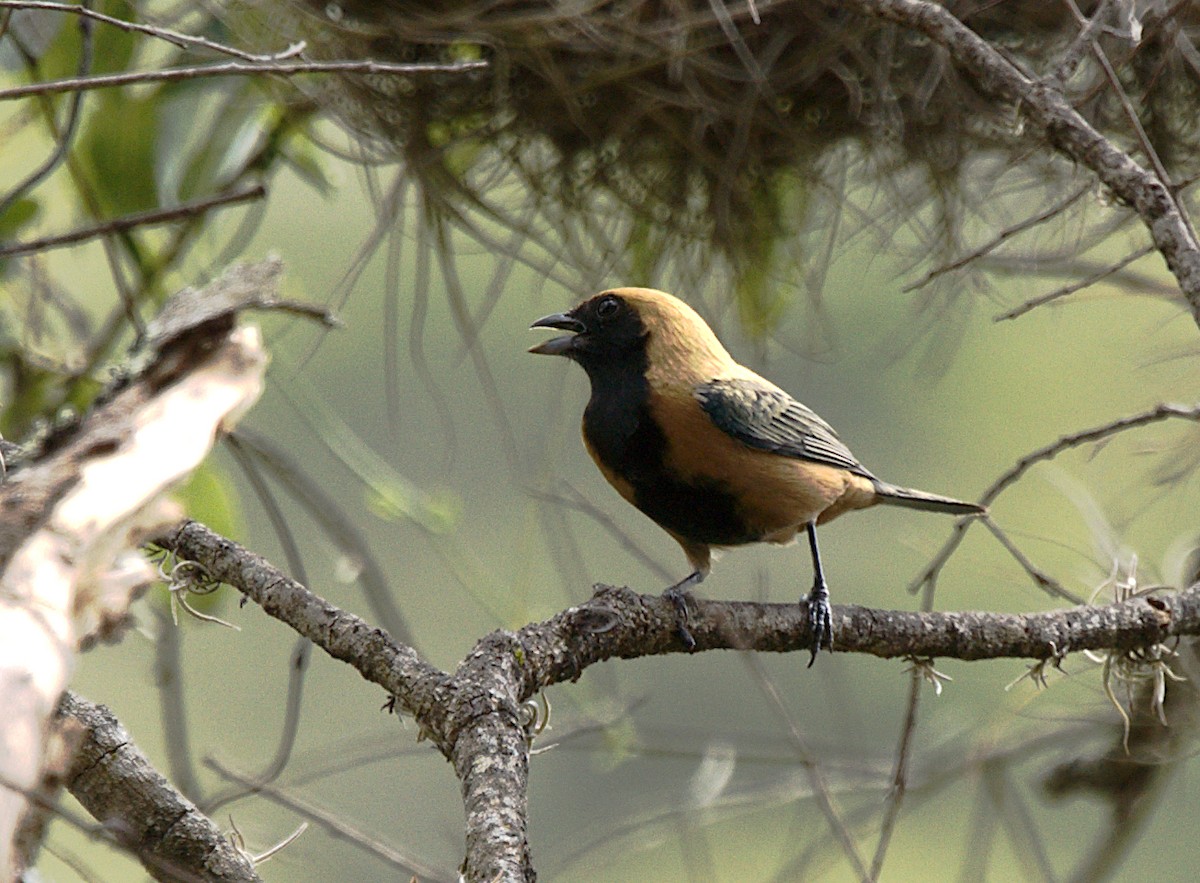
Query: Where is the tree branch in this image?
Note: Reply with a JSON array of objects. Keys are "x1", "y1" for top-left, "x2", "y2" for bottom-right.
[
  {"x1": 0, "y1": 1, "x2": 307, "y2": 63},
  {"x1": 0, "y1": 263, "x2": 273, "y2": 876},
  {"x1": 0, "y1": 57, "x2": 488, "y2": 101},
  {"x1": 56, "y1": 693, "x2": 261, "y2": 883},
  {"x1": 910, "y1": 402, "x2": 1200, "y2": 596},
  {"x1": 154, "y1": 522, "x2": 450, "y2": 740},
  {"x1": 156, "y1": 519, "x2": 1200, "y2": 882},
  {"x1": 0, "y1": 184, "x2": 267, "y2": 259},
  {"x1": 995, "y1": 243, "x2": 1156, "y2": 320},
  {"x1": 845, "y1": 0, "x2": 1200, "y2": 325}
]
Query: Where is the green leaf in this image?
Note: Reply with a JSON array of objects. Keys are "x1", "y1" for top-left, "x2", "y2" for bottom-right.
[
  {"x1": 446, "y1": 42, "x2": 484, "y2": 62},
  {"x1": 0, "y1": 198, "x2": 40, "y2": 278},
  {"x1": 0, "y1": 360, "x2": 59, "y2": 438},
  {"x1": 0, "y1": 197, "x2": 39, "y2": 239},
  {"x1": 282, "y1": 135, "x2": 333, "y2": 195},
  {"x1": 173, "y1": 460, "x2": 243, "y2": 539},
  {"x1": 88, "y1": 0, "x2": 139, "y2": 75},
  {"x1": 25, "y1": 0, "x2": 139, "y2": 78},
  {"x1": 0, "y1": 10, "x2": 65, "y2": 70},
  {"x1": 731, "y1": 171, "x2": 808, "y2": 338},
  {"x1": 625, "y1": 215, "x2": 667, "y2": 284},
  {"x1": 157, "y1": 81, "x2": 265, "y2": 202},
  {"x1": 19, "y1": 10, "x2": 78, "y2": 79},
  {"x1": 365, "y1": 485, "x2": 459, "y2": 534},
  {"x1": 76, "y1": 91, "x2": 161, "y2": 216}
]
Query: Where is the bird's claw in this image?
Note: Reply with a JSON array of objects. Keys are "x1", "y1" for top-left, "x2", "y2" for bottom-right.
[
  {"x1": 662, "y1": 585, "x2": 697, "y2": 650},
  {"x1": 803, "y1": 581, "x2": 833, "y2": 667}
]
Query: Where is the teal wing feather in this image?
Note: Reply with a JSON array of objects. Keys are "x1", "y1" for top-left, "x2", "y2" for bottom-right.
[{"x1": 694, "y1": 377, "x2": 875, "y2": 479}]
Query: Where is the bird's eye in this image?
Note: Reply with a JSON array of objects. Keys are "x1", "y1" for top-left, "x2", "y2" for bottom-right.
[{"x1": 596, "y1": 296, "x2": 620, "y2": 319}]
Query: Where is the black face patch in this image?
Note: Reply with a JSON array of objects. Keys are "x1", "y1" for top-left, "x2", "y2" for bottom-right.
[{"x1": 563, "y1": 292, "x2": 649, "y2": 373}]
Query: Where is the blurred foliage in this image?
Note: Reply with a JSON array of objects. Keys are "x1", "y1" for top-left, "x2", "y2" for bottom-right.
[
  {"x1": 0, "y1": 1, "x2": 318, "y2": 440},
  {"x1": 3, "y1": 2, "x2": 1200, "y2": 882},
  {"x1": 175, "y1": 461, "x2": 244, "y2": 540},
  {"x1": 236, "y1": 0, "x2": 1200, "y2": 334},
  {"x1": 76, "y1": 89, "x2": 162, "y2": 216}
]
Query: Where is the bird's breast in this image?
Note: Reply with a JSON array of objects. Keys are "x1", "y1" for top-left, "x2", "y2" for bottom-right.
[{"x1": 582, "y1": 387, "x2": 760, "y2": 546}]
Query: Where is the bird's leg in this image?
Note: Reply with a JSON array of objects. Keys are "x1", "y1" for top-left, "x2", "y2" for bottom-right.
[
  {"x1": 662, "y1": 570, "x2": 703, "y2": 650},
  {"x1": 803, "y1": 521, "x2": 833, "y2": 666}
]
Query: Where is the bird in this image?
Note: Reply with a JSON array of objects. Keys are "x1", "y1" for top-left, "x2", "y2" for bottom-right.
[{"x1": 529, "y1": 287, "x2": 984, "y2": 663}]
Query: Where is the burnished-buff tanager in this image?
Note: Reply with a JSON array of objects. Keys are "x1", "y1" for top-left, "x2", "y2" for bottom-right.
[{"x1": 530, "y1": 288, "x2": 984, "y2": 662}]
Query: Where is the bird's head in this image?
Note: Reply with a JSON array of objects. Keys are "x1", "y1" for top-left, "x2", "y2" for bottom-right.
[{"x1": 529, "y1": 288, "x2": 733, "y2": 384}]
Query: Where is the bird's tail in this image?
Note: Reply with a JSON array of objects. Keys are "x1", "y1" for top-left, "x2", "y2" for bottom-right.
[{"x1": 872, "y1": 481, "x2": 985, "y2": 516}]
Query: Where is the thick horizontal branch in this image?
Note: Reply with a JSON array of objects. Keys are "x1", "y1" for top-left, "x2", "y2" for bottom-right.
[
  {"x1": 157, "y1": 519, "x2": 1198, "y2": 882},
  {"x1": 160, "y1": 521, "x2": 1196, "y2": 696},
  {"x1": 515, "y1": 585, "x2": 1186, "y2": 691}
]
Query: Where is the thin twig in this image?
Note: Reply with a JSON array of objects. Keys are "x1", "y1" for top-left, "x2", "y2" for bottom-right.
[
  {"x1": 1062, "y1": 0, "x2": 1191, "y2": 229},
  {"x1": 152, "y1": 607, "x2": 202, "y2": 803},
  {"x1": 222, "y1": 436, "x2": 312, "y2": 791},
  {"x1": 994, "y1": 243, "x2": 1159, "y2": 320},
  {"x1": 742, "y1": 653, "x2": 871, "y2": 882},
  {"x1": 0, "y1": 184, "x2": 266, "y2": 258},
  {"x1": 989, "y1": 769, "x2": 1059, "y2": 881},
  {"x1": 903, "y1": 183, "x2": 1094, "y2": 293},
  {"x1": 845, "y1": 0, "x2": 1200, "y2": 324},
  {"x1": 869, "y1": 667, "x2": 922, "y2": 880},
  {"x1": 0, "y1": 57, "x2": 489, "y2": 101},
  {"x1": 909, "y1": 402, "x2": 1200, "y2": 595},
  {"x1": 5, "y1": 24, "x2": 145, "y2": 334},
  {"x1": 528, "y1": 483, "x2": 676, "y2": 583},
  {"x1": 981, "y1": 516, "x2": 1081, "y2": 603},
  {"x1": 0, "y1": 0, "x2": 307, "y2": 63},
  {"x1": 1051, "y1": 0, "x2": 1115, "y2": 83},
  {"x1": 205, "y1": 758, "x2": 451, "y2": 880},
  {"x1": 0, "y1": 3, "x2": 92, "y2": 218}
]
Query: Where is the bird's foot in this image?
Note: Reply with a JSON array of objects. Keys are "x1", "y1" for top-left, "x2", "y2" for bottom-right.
[
  {"x1": 662, "y1": 583, "x2": 697, "y2": 651},
  {"x1": 802, "y1": 580, "x2": 833, "y2": 667}
]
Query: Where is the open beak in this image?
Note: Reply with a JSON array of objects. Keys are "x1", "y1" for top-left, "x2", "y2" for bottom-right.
[{"x1": 528, "y1": 311, "x2": 585, "y2": 356}]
